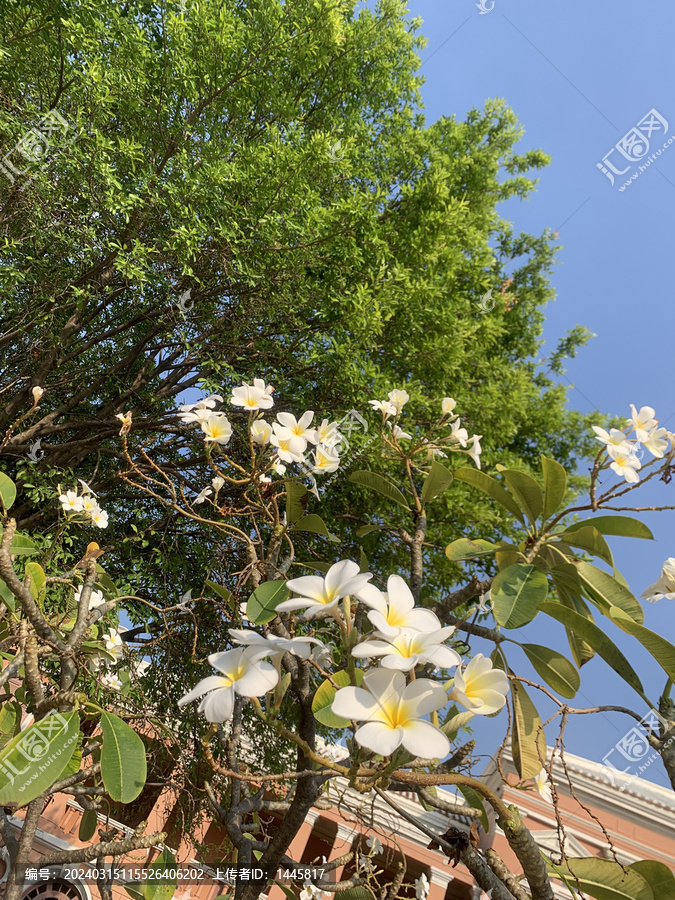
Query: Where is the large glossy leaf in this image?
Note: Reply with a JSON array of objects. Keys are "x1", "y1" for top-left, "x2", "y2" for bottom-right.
[
  {"x1": 550, "y1": 858, "x2": 653, "y2": 900},
  {"x1": 421, "y1": 459, "x2": 454, "y2": 503},
  {"x1": 284, "y1": 479, "x2": 309, "y2": 524},
  {"x1": 0, "y1": 712, "x2": 80, "y2": 804},
  {"x1": 246, "y1": 581, "x2": 290, "y2": 625},
  {"x1": 0, "y1": 473, "x2": 16, "y2": 511},
  {"x1": 453, "y1": 468, "x2": 524, "y2": 523},
  {"x1": 348, "y1": 471, "x2": 409, "y2": 509},
  {"x1": 565, "y1": 516, "x2": 653, "y2": 540},
  {"x1": 312, "y1": 670, "x2": 363, "y2": 728},
  {"x1": 290, "y1": 514, "x2": 340, "y2": 543},
  {"x1": 539, "y1": 602, "x2": 646, "y2": 700},
  {"x1": 551, "y1": 577, "x2": 595, "y2": 668},
  {"x1": 541, "y1": 455, "x2": 567, "y2": 520},
  {"x1": 519, "y1": 644, "x2": 580, "y2": 699},
  {"x1": 576, "y1": 561, "x2": 644, "y2": 624},
  {"x1": 511, "y1": 680, "x2": 545, "y2": 779},
  {"x1": 491, "y1": 564, "x2": 547, "y2": 629},
  {"x1": 445, "y1": 538, "x2": 498, "y2": 561},
  {"x1": 100, "y1": 711, "x2": 147, "y2": 803},
  {"x1": 558, "y1": 526, "x2": 614, "y2": 567},
  {"x1": 630, "y1": 861, "x2": 675, "y2": 900},
  {"x1": 502, "y1": 469, "x2": 543, "y2": 524},
  {"x1": 609, "y1": 608, "x2": 675, "y2": 682}
]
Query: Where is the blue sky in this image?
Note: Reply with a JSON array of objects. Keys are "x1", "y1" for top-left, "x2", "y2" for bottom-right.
[{"x1": 404, "y1": 0, "x2": 675, "y2": 786}]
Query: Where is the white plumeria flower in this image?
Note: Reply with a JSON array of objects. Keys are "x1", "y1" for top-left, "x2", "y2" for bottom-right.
[
  {"x1": 300, "y1": 883, "x2": 325, "y2": 900},
  {"x1": 90, "y1": 508, "x2": 109, "y2": 529},
  {"x1": 102, "y1": 628, "x2": 124, "y2": 662},
  {"x1": 387, "y1": 389, "x2": 409, "y2": 413},
  {"x1": 591, "y1": 426, "x2": 631, "y2": 448},
  {"x1": 441, "y1": 397, "x2": 457, "y2": 416},
  {"x1": 358, "y1": 575, "x2": 442, "y2": 634},
  {"x1": 194, "y1": 486, "x2": 213, "y2": 505},
  {"x1": 177, "y1": 647, "x2": 279, "y2": 722},
  {"x1": 357, "y1": 856, "x2": 374, "y2": 875},
  {"x1": 311, "y1": 641, "x2": 335, "y2": 667},
  {"x1": 414, "y1": 874, "x2": 430, "y2": 900},
  {"x1": 270, "y1": 426, "x2": 306, "y2": 462},
  {"x1": 201, "y1": 413, "x2": 233, "y2": 445},
  {"x1": 368, "y1": 399, "x2": 397, "y2": 416},
  {"x1": 444, "y1": 653, "x2": 509, "y2": 716},
  {"x1": 276, "y1": 560, "x2": 373, "y2": 619},
  {"x1": 333, "y1": 668, "x2": 450, "y2": 759},
  {"x1": 366, "y1": 835, "x2": 383, "y2": 855},
  {"x1": 82, "y1": 495, "x2": 98, "y2": 513},
  {"x1": 180, "y1": 406, "x2": 219, "y2": 425},
  {"x1": 388, "y1": 424, "x2": 412, "y2": 440},
  {"x1": 311, "y1": 445, "x2": 340, "y2": 474},
  {"x1": 252, "y1": 378, "x2": 274, "y2": 407},
  {"x1": 258, "y1": 474, "x2": 272, "y2": 484},
  {"x1": 315, "y1": 419, "x2": 342, "y2": 448},
  {"x1": 135, "y1": 659, "x2": 151, "y2": 677},
  {"x1": 643, "y1": 426, "x2": 670, "y2": 459},
  {"x1": 533, "y1": 768, "x2": 554, "y2": 805},
  {"x1": 466, "y1": 434, "x2": 482, "y2": 468},
  {"x1": 251, "y1": 419, "x2": 273, "y2": 445},
  {"x1": 628, "y1": 404, "x2": 657, "y2": 442},
  {"x1": 449, "y1": 419, "x2": 468, "y2": 447},
  {"x1": 180, "y1": 394, "x2": 223, "y2": 412},
  {"x1": 101, "y1": 672, "x2": 123, "y2": 691},
  {"x1": 642, "y1": 558, "x2": 675, "y2": 603},
  {"x1": 607, "y1": 444, "x2": 641, "y2": 483},
  {"x1": 271, "y1": 459, "x2": 287, "y2": 476},
  {"x1": 352, "y1": 625, "x2": 460, "y2": 672},
  {"x1": 74, "y1": 587, "x2": 105, "y2": 609},
  {"x1": 276, "y1": 411, "x2": 317, "y2": 443},
  {"x1": 231, "y1": 382, "x2": 274, "y2": 411},
  {"x1": 59, "y1": 490, "x2": 84, "y2": 512},
  {"x1": 212, "y1": 476, "x2": 225, "y2": 491},
  {"x1": 78, "y1": 479, "x2": 97, "y2": 496},
  {"x1": 227, "y1": 629, "x2": 322, "y2": 662},
  {"x1": 31, "y1": 386, "x2": 44, "y2": 404}
]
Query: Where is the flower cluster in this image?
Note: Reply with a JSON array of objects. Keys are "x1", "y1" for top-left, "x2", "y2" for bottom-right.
[
  {"x1": 369, "y1": 391, "x2": 482, "y2": 468},
  {"x1": 592, "y1": 405, "x2": 671, "y2": 484},
  {"x1": 642, "y1": 557, "x2": 675, "y2": 603},
  {"x1": 58, "y1": 480, "x2": 109, "y2": 528}
]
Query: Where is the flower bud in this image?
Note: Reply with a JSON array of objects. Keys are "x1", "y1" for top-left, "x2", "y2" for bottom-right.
[{"x1": 31, "y1": 386, "x2": 44, "y2": 404}]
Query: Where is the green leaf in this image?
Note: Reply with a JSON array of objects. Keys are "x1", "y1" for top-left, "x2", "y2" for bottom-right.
[
  {"x1": 541, "y1": 455, "x2": 567, "y2": 520},
  {"x1": 519, "y1": 644, "x2": 580, "y2": 699},
  {"x1": 445, "y1": 538, "x2": 497, "y2": 561},
  {"x1": 335, "y1": 889, "x2": 375, "y2": 900},
  {"x1": 293, "y1": 561, "x2": 332, "y2": 574},
  {"x1": 575, "y1": 561, "x2": 644, "y2": 624},
  {"x1": 143, "y1": 847, "x2": 177, "y2": 900},
  {"x1": 558, "y1": 526, "x2": 614, "y2": 567},
  {"x1": 25, "y1": 562, "x2": 46, "y2": 600},
  {"x1": 78, "y1": 807, "x2": 98, "y2": 842},
  {"x1": 539, "y1": 602, "x2": 646, "y2": 700},
  {"x1": 348, "y1": 471, "x2": 410, "y2": 509},
  {"x1": 456, "y1": 783, "x2": 489, "y2": 832},
  {"x1": 0, "y1": 473, "x2": 16, "y2": 511},
  {"x1": 312, "y1": 670, "x2": 363, "y2": 728},
  {"x1": 550, "y1": 858, "x2": 653, "y2": 900},
  {"x1": 630, "y1": 861, "x2": 675, "y2": 900},
  {"x1": 421, "y1": 458, "x2": 454, "y2": 503},
  {"x1": 609, "y1": 608, "x2": 675, "y2": 682},
  {"x1": 205, "y1": 579, "x2": 232, "y2": 602},
  {"x1": 290, "y1": 514, "x2": 340, "y2": 543},
  {"x1": 0, "y1": 701, "x2": 22, "y2": 750},
  {"x1": 63, "y1": 731, "x2": 83, "y2": 776},
  {"x1": 285, "y1": 479, "x2": 309, "y2": 525},
  {"x1": 453, "y1": 468, "x2": 525, "y2": 523},
  {"x1": 0, "y1": 579, "x2": 15, "y2": 612},
  {"x1": 0, "y1": 711, "x2": 80, "y2": 804},
  {"x1": 565, "y1": 516, "x2": 654, "y2": 540},
  {"x1": 491, "y1": 564, "x2": 547, "y2": 629},
  {"x1": 501, "y1": 469, "x2": 543, "y2": 524},
  {"x1": 0, "y1": 528, "x2": 38, "y2": 556},
  {"x1": 100, "y1": 711, "x2": 147, "y2": 803},
  {"x1": 511, "y1": 680, "x2": 545, "y2": 779},
  {"x1": 355, "y1": 524, "x2": 388, "y2": 538},
  {"x1": 246, "y1": 581, "x2": 290, "y2": 625},
  {"x1": 551, "y1": 577, "x2": 595, "y2": 668}
]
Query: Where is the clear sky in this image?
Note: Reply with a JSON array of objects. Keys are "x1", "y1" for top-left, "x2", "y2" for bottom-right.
[{"x1": 404, "y1": 0, "x2": 675, "y2": 786}]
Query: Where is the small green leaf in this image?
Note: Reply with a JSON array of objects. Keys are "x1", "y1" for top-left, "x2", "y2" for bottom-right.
[
  {"x1": 246, "y1": 581, "x2": 290, "y2": 625},
  {"x1": 576, "y1": 561, "x2": 644, "y2": 624},
  {"x1": 609, "y1": 608, "x2": 675, "y2": 682},
  {"x1": 456, "y1": 783, "x2": 489, "y2": 832},
  {"x1": 78, "y1": 808, "x2": 98, "y2": 842},
  {"x1": 285, "y1": 479, "x2": 309, "y2": 524},
  {"x1": 541, "y1": 455, "x2": 567, "y2": 520},
  {"x1": 421, "y1": 459, "x2": 454, "y2": 503},
  {"x1": 312, "y1": 670, "x2": 363, "y2": 728},
  {"x1": 0, "y1": 701, "x2": 22, "y2": 749},
  {"x1": 453, "y1": 468, "x2": 525, "y2": 523},
  {"x1": 0, "y1": 712, "x2": 80, "y2": 804},
  {"x1": 293, "y1": 561, "x2": 332, "y2": 574},
  {"x1": 348, "y1": 471, "x2": 410, "y2": 509},
  {"x1": 519, "y1": 644, "x2": 580, "y2": 699},
  {"x1": 205, "y1": 580, "x2": 232, "y2": 602},
  {"x1": 100, "y1": 711, "x2": 147, "y2": 803},
  {"x1": 0, "y1": 579, "x2": 15, "y2": 612},
  {"x1": 564, "y1": 516, "x2": 654, "y2": 540},
  {"x1": 491, "y1": 564, "x2": 547, "y2": 629},
  {"x1": 0, "y1": 473, "x2": 16, "y2": 511},
  {"x1": 558, "y1": 526, "x2": 614, "y2": 567},
  {"x1": 25, "y1": 562, "x2": 46, "y2": 601},
  {"x1": 501, "y1": 469, "x2": 543, "y2": 524},
  {"x1": 0, "y1": 528, "x2": 38, "y2": 556},
  {"x1": 511, "y1": 680, "x2": 545, "y2": 779},
  {"x1": 445, "y1": 538, "x2": 498, "y2": 561},
  {"x1": 550, "y1": 858, "x2": 653, "y2": 900},
  {"x1": 355, "y1": 524, "x2": 388, "y2": 538},
  {"x1": 290, "y1": 514, "x2": 340, "y2": 543}
]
